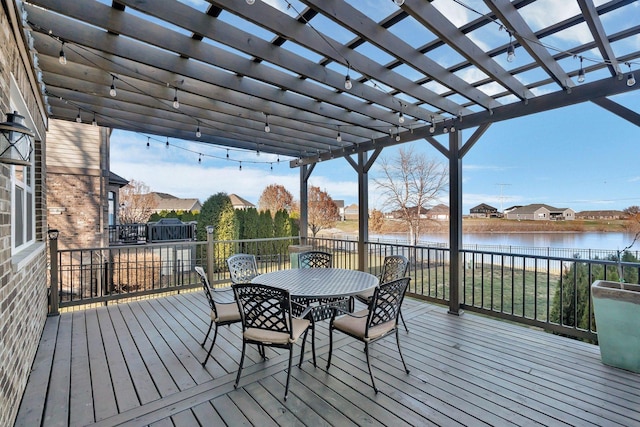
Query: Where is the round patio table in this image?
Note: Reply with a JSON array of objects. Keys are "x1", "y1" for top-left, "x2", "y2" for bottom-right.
[{"x1": 251, "y1": 268, "x2": 378, "y2": 299}]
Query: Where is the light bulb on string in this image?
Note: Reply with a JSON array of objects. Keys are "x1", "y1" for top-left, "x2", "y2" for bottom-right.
[
  {"x1": 75, "y1": 109, "x2": 81, "y2": 123},
  {"x1": 165, "y1": 137, "x2": 169, "y2": 149},
  {"x1": 344, "y1": 65, "x2": 352, "y2": 90},
  {"x1": 395, "y1": 126, "x2": 401, "y2": 142},
  {"x1": 246, "y1": 0, "x2": 255, "y2": 4},
  {"x1": 577, "y1": 56, "x2": 585, "y2": 83},
  {"x1": 92, "y1": 113, "x2": 97, "y2": 127},
  {"x1": 58, "y1": 41, "x2": 67, "y2": 65},
  {"x1": 226, "y1": 149, "x2": 229, "y2": 159},
  {"x1": 109, "y1": 75, "x2": 117, "y2": 97},
  {"x1": 429, "y1": 116, "x2": 435, "y2": 133},
  {"x1": 172, "y1": 88, "x2": 180, "y2": 109},
  {"x1": 394, "y1": 0, "x2": 405, "y2": 5},
  {"x1": 264, "y1": 113, "x2": 270, "y2": 133},
  {"x1": 398, "y1": 111, "x2": 404, "y2": 124},
  {"x1": 239, "y1": 162, "x2": 242, "y2": 171},
  {"x1": 337, "y1": 130, "x2": 342, "y2": 142},
  {"x1": 626, "y1": 62, "x2": 636, "y2": 87},
  {"x1": 198, "y1": 154, "x2": 202, "y2": 164},
  {"x1": 277, "y1": 155, "x2": 280, "y2": 163},
  {"x1": 146, "y1": 137, "x2": 150, "y2": 149},
  {"x1": 506, "y1": 32, "x2": 515, "y2": 63},
  {"x1": 196, "y1": 122, "x2": 201, "y2": 138},
  {"x1": 270, "y1": 163, "x2": 273, "y2": 171}
]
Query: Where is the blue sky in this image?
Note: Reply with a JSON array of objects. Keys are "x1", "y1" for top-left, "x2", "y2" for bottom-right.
[{"x1": 110, "y1": 0, "x2": 640, "y2": 214}]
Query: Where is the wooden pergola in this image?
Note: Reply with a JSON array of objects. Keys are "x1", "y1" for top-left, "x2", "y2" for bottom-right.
[{"x1": 20, "y1": 0, "x2": 640, "y2": 313}]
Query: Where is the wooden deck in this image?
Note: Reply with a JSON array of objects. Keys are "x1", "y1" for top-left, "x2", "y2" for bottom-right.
[{"x1": 16, "y1": 291, "x2": 640, "y2": 427}]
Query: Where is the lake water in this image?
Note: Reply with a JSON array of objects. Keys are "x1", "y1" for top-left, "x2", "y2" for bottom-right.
[{"x1": 370, "y1": 231, "x2": 640, "y2": 252}]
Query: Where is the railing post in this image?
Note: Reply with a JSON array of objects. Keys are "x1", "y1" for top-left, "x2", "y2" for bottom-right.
[
  {"x1": 48, "y1": 229, "x2": 60, "y2": 316},
  {"x1": 206, "y1": 226, "x2": 215, "y2": 285}
]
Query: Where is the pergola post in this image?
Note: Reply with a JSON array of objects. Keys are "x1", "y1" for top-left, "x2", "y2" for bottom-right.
[
  {"x1": 357, "y1": 151, "x2": 369, "y2": 271},
  {"x1": 299, "y1": 164, "x2": 309, "y2": 245},
  {"x1": 448, "y1": 131, "x2": 464, "y2": 315}
]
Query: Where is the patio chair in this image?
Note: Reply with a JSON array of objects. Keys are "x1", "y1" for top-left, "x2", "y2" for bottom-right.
[
  {"x1": 194, "y1": 266, "x2": 242, "y2": 367},
  {"x1": 326, "y1": 277, "x2": 411, "y2": 393},
  {"x1": 355, "y1": 255, "x2": 410, "y2": 332},
  {"x1": 294, "y1": 250, "x2": 352, "y2": 366},
  {"x1": 297, "y1": 250, "x2": 332, "y2": 269},
  {"x1": 226, "y1": 253, "x2": 259, "y2": 284},
  {"x1": 232, "y1": 283, "x2": 312, "y2": 401}
]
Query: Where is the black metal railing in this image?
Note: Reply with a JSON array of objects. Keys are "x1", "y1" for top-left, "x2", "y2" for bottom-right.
[
  {"x1": 108, "y1": 221, "x2": 197, "y2": 244},
  {"x1": 50, "y1": 235, "x2": 640, "y2": 341}
]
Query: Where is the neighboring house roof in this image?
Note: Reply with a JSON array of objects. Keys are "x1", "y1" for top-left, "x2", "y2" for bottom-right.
[
  {"x1": 334, "y1": 200, "x2": 345, "y2": 209},
  {"x1": 229, "y1": 193, "x2": 255, "y2": 209},
  {"x1": 470, "y1": 203, "x2": 498, "y2": 213},
  {"x1": 428, "y1": 204, "x2": 449, "y2": 213},
  {"x1": 510, "y1": 204, "x2": 569, "y2": 214},
  {"x1": 108, "y1": 171, "x2": 129, "y2": 188},
  {"x1": 151, "y1": 192, "x2": 201, "y2": 212},
  {"x1": 576, "y1": 210, "x2": 626, "y2": 217}
]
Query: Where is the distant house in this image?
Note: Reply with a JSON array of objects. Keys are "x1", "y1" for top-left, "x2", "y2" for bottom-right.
[
  {"x1": 151, "y1": 192, "x2": 202, "y2": 213},
  {"x1": 505, "y1": 204, "x2": 575, "y2": 221},
  {"x1": 426, "y1": 204, "x2": 449, "y2": 220},
  {"x1": 229, "y1": 193, "x2": 255, "y2": 210},
  {"x1": 334, "y1": 199, "x2": 345, "y2": 220},
  {"x1": 576, "y1": 210, "x2": 626, "y2": 220},
  {"x1": 344, "y1": 203, "x2": 359, "y2": 220},
  {"x1": 503, "y1": 205, "x2": 522, "y2": 216},
  {"x1": 470, "y1": 203, "x2": 499, "y2": 218}
]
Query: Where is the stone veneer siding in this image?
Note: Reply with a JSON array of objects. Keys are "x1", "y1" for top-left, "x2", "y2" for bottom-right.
[{"x1": 0, "y1": 3, "x2": 50, "y2": 426}]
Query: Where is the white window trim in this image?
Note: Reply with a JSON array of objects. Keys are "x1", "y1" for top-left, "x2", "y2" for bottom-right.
[{"x1": 9, "y1": 74, "x2": 40, "y2": 256}]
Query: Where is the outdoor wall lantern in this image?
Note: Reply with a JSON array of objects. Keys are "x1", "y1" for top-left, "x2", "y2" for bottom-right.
[
  {"x1": 0, "y1": 111, "x2": 34, "y2": 166},
  {"x1": 47, "y1": 229, "x2": 59, "y2": 240}
]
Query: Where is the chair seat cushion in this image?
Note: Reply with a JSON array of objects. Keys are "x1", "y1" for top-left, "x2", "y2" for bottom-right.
[
  {"x1": 332, "y1": 309, "x2": 395, "y2": 341},
  {"x1": 244, "y1": 317, "x2": 310, "y2": 345},
  {"x1": 213, "y1": 302, "x2": 241, "y2": 322},
  {"x1": 355, "y1": 288, "x2": 375, "y2": 303}
]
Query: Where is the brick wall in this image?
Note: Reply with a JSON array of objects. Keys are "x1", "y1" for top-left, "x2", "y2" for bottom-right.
[{"x1": 0, "y1": 3, "x2": 49, "y2": 426}]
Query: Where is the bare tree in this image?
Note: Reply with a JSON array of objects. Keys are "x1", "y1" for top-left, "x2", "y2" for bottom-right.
[
  {"x1": 374, "y1": 146, "x2": 448, "y2": 245},
  {"x1": 118, "y1": 179, "x2": 158, "y2": 224},
  {"x1": 308, "y1": 186, "x2": 340, "y2": 237},
  {"x1": 258, "y1": 184, "x2": 294, "y2": 215}
]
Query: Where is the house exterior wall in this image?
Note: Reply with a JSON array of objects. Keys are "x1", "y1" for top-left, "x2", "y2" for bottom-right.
[
  {"x1": 46, "y1": 120, "x2": 110, "y2": 249},
  {"x1": 0, "y1": 3, "x2": 50, "y2": 426}
]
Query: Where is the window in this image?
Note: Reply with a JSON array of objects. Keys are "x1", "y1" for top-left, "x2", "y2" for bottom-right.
[
  {"x1": 10, "y1": 75, "x2": 37, "y2": 254},
  {"x1": 108, "y1": 191, "x2": 116, "y2": 226},
  {"x1": 11, "y1": 154, "x2": 35, "y2": 252}
]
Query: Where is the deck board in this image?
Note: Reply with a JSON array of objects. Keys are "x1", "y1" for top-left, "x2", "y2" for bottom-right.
[{"x1": 15, "y1": 292, "x2": 640, "y2": 427}]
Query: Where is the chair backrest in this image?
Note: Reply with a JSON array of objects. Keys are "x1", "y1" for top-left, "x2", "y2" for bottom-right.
[
  {"x1": 227, "y1": 254, "x2": 259, "y2": 284},
  {"x1": 379, "y1": 255, "x2": 409, "y2": 283},
  {"x1": 233, "y1": 283, "x2": 292, "y2": 337},
  {"x1": 298, "y1": 250, "x2": 332, "y2": 269},
  {"x1": 367, "y1": 277, "x2": 411, "y2": 333},
  {"x1": 195, "y1": 266, "x2": 216, "y2": 312}
]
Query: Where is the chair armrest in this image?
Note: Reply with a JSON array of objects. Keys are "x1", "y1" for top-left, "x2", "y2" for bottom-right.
[{"x1": 291, "y1": 300, "x2": 315, "y2": 320}]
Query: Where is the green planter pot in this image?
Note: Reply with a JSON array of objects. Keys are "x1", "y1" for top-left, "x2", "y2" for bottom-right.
[{"x1": 591, "y1": 280, "x2": 640, "y2": 373}]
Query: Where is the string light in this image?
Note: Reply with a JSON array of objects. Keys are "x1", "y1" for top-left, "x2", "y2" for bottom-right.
[
  {"x1": 626, "y1": 62, "x2": 636, "y2": 87},
  {"x1": 196, "y1": 122, "x2": 201, "y2": 138},
  {"x1": 92, "y1": 113, "x2": 97, "y2": 127},
  {"x1": 75, "y1": 108, "x2": 81, "y2": 123},
  {"x1": 264, "y1": 113, "x2": 270, "y2": 133},
  {"x1": 58, "y1": 41, "x2": 67, "y2": 65},
  {"x1": 270, "y1": 163, "x2": 273, "y2": 171},
  {"x1": 226, "y1": 149, "x2": 229, "y2": 158},
  {"x1": 429, "y1": 116, "x2": 435, "y2": 133},
  {"x1": 109, "y1": 75, "x2": 117, "y2": 97},
  {"x1": 256, "y1": 143, "x2": 260, "y2": 156},
  {"x1": 577, "y1": 56, "x2": 585, "y2": 83},
  {"x1": 198, "y1": 153, "x2": 202, "y2": 164},
  {"x1": 394, "y1": 0, "x2": 405, "y2": 5},
  {"x1": 395, "y1": 126, "x2": 400, "y2": 141},
  {"x1": 398, "y1": 111, "x2": 404, "y2": 124},
  {"x1": 246, "y1": 0, "x2": 255, "y2": 4},
  {"x1": 277, "y1": 155, "x2": 280, "y2": 162},
  {"x1": 165, "y1": 137, "x2": 169, "y2": 149},
  {"x1": 344, "y1": 65, "x2": 352, "y2": 90},
  {"x1": 146, "y1": 136, "x2": 150, "y2": 149},
  {"x1": 336, "y1": 129, "x2": 342, "y2": 142},
  {"x1": 239, "y1": 162, "x2": 242, "y2": 171},
  {"x1": 506, "y1": 32, "x2": 515, "y2": 63},
  {"x1": 172, "y1": 87, "x2": 180, "y2": 109}
]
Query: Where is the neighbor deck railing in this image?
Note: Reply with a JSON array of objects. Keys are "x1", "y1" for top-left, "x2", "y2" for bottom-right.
[{"x1": 50, "y1": 236, "x2": 640, "y2": 341}]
